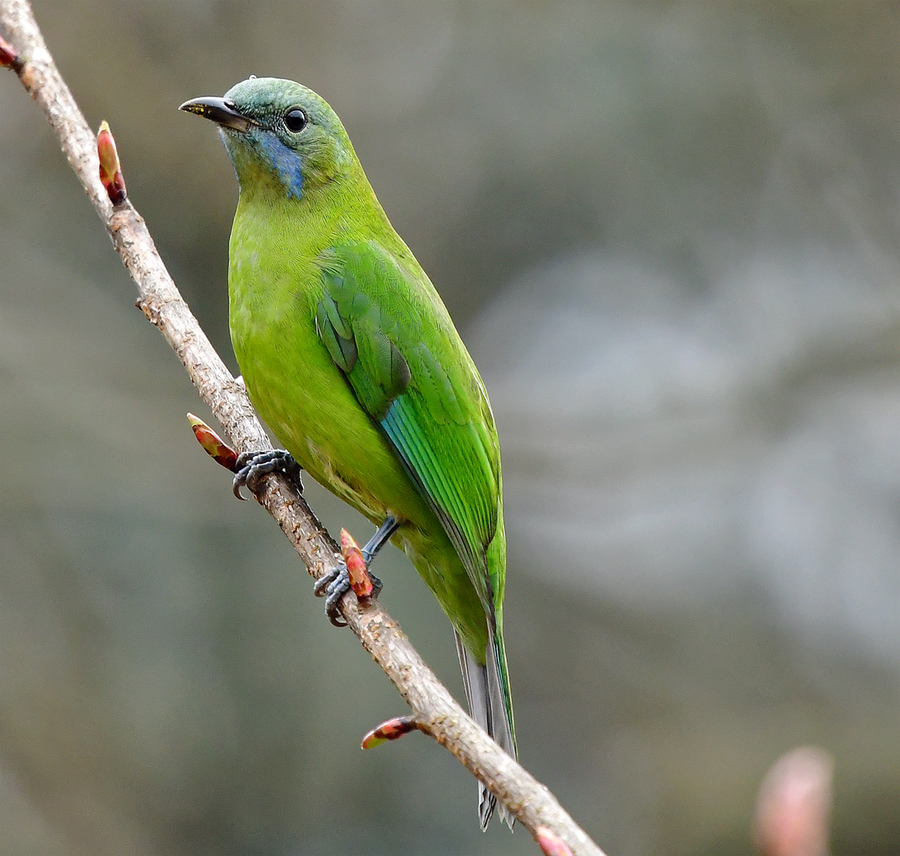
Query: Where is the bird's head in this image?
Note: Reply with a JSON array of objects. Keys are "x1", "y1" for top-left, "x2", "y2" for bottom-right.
[{"x1": 180, "y1": 77, "x2": 355, "y2": 200}]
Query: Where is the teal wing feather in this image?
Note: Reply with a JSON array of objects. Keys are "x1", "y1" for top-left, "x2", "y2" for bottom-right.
[{"x1": 313, "y1": 241, "x2": 501, "y2": 610}]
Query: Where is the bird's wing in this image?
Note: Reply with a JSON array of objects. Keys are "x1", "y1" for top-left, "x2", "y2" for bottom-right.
[{"x1": 314, "y1": 241, "x2": 501, "y2": 609}]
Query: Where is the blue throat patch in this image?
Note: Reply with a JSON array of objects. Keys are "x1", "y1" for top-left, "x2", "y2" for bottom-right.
[{"x1": 256, "y1": 133, "x2": 304, "y2": 199}]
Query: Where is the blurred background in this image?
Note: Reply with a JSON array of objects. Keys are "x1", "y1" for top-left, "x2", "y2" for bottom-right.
[{"x1": 2, "y1": 2, "x2": 899, "y2": 855}]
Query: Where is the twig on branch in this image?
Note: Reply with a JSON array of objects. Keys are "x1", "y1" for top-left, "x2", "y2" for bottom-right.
[{"x1": 0, "y1": 2, "x2": 606, "y2": 852}]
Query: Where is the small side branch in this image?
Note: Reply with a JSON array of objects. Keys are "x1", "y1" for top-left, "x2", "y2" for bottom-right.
[{"x1": 0, "y1": 2, "x2": 605, "y2": 853}]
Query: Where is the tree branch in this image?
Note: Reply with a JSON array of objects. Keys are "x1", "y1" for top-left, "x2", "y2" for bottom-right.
[{"x1": 0, "y1": 2, "x2": 606, "y2": 853}]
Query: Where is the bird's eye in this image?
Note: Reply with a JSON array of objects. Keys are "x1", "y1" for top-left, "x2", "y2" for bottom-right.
[{"x1": 283, "y1": 108, "x2": 308, "y2": 133}]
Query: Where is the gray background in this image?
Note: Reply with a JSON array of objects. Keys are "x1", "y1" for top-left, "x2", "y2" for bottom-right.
[{"x1": 1, "y1": 2, "x2": 899, "y2": 855}]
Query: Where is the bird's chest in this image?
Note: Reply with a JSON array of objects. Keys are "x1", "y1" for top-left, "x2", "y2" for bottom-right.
[
  {"x1": 227, "y1": 204, "x2": 323, "y2": 374},
  {"x1": 225, "y1": 231, "x2": 395, "y2": 521},
  {"x1": 227, "y1": 241, "x2": 326, "y2": 443}
]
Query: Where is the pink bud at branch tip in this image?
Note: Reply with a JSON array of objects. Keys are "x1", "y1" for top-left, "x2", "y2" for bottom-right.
[
  {"x1": 97, "y1": 120, "x2": 127, "y2": 204},
  {"x1": 0, "y1": 34, "x2": 22, "y2": 70},
  {"x1": 187, "y1": 413, "x2": 239, "y2": 471},
  {"x1": 535, "y1": 827, "x2": 574, "y2": 856}
]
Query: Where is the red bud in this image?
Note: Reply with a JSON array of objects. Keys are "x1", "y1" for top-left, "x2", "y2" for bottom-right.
[
  {"x1": 535, "y1": 827, "x2": 573, "y2": 856},
  {"x1": 97, "y1": 121, "x2": 127, "y2": 204},
  {"x1": 0, "y1": 34, "x2": 21, "y2": 70},
  {"x1": 187, "y1": 413, "x2": 239, "y2": 470},
  {"x1": 341, "y1": 528, "x2": 376, "y2": 601},
  {"x1": 361, "y1": 715, "x2": 419, "y2": 749}
]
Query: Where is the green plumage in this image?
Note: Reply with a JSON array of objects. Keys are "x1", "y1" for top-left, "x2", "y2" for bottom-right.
[{"x1": 181, "y1": 78, "x2": 516, "y2": 827}]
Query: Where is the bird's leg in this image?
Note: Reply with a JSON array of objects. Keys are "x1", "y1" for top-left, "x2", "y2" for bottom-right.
[
  {"x1": 315, "y1": 515, "x2": 400, "y2": 626},
  {"x1": 232, "y1": 449, "x2": 303, "y2": 500},
  {"x1": 359, "y1": 515, "x2": 401, "y2": 565}
]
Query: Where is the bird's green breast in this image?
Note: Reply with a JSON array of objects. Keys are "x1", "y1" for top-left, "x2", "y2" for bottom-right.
[
  {"x1": 227, "y1": 193, "x2": 490, "y2": 653},
  {"x1": 229, "y1": 194, "x2": 401, "y2": 516}
]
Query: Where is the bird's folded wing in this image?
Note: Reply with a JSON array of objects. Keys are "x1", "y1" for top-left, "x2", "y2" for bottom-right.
[{"x1": 314, "y1": 241, "x2": 501, "y2": 608}]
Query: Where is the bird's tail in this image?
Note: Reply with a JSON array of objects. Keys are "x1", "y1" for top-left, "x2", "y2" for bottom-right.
[{"x1": 455, "y1": 626, "x2": 517, "y2": 830}]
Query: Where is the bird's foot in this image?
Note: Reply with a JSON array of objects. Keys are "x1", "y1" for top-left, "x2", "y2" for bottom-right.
[
  {"x1": 232, "y1": 449, "x2": 303, "y2": 500},
  {"x1": 313, "y1": 517, "x2": 396, "y2": 626},
  {"x1": 314, "y1": 563, "x2": 383, "y2": 627}
]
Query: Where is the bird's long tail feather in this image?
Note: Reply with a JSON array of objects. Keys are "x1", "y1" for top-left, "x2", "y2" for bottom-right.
[{"x1": 455, "y1": 630, "x2": 517, "y2": 830}]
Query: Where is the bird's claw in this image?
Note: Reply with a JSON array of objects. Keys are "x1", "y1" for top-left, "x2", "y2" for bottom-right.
[
  {"x1": 314, "y1": 562, "x2": 383, "y2": 627},
  {"x1": 232, "y1": 449, "x2": 302, "y2": 500}
]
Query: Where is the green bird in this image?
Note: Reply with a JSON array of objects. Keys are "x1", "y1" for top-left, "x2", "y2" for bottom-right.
[{"x1": 180, "y1": 77, "x2": 516, "y2": 828}]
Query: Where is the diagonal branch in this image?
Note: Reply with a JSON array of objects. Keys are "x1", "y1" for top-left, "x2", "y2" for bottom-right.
[{"x1": 0, "y1": 2, "x2": 606, "y2": 853}]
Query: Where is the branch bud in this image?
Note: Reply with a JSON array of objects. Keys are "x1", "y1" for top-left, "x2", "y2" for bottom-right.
[
  {"x1": 97, "y1": 120, "x2": 127, "y2": 204},
  {"x1": 0, "y1": 34, "x2": 22, "y2": 70},
  {"x1": 535, "y1": 827, "x2": 574, "y2": 856},
  {"x1": 340, "y1": 528, "x2": 376, "y2": 601},
  {"x1": 361, "y1": 715, "x2": 420, "y2": 749},
  {"x1": 187, "y1": 413, "x2": 239, "y2": 470}
]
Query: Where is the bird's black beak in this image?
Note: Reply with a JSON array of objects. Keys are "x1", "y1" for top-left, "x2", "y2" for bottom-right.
[{"x1": 179, "y1": 96, "x2": 254, "y2": 133}]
